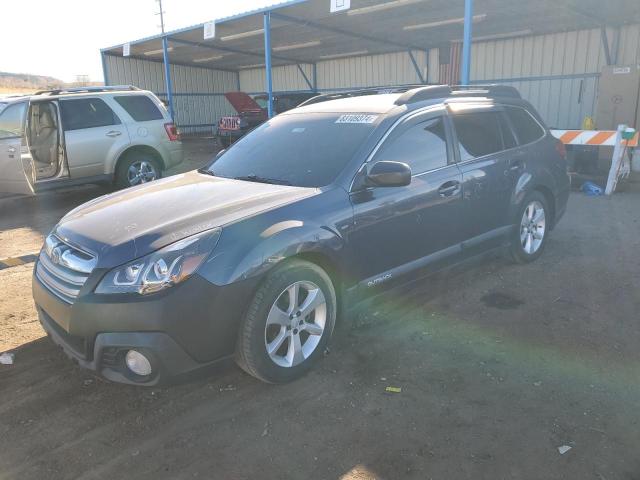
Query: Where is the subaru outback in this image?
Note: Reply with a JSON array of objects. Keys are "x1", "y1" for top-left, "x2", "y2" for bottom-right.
[{"x1": 32, "y1": 85, "x2": 570, "y2": 385}]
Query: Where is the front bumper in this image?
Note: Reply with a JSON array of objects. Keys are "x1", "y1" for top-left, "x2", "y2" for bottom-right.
[{"x1": 33, "y1": 268, "x2": 257, "y2": 385}]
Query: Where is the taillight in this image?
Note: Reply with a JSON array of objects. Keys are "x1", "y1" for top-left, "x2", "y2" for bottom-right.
[
  {"x1": 164, "y1": 123, "x2": 180, "y2": 141},
  {"x1": 555, "y1": 139, "x2": 567, "y2": 159}
]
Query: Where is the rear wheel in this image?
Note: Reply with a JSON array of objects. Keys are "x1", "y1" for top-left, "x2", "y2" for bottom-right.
[
  {"x1": 509, "y1": 191, "x2": 549, "y2": 263},
  {"x1": 235, "y1": 259, "x2": 337, "y2": 383},
  {"x1": 115, "y1": 153, "x2": 161, "y2": 189}
]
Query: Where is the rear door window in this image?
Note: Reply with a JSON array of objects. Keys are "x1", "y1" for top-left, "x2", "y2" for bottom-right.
[
  {"x1": 375, "y1": 116, "x2": 449, "y2": 174},
  {"x1": 60, "y1": 98, "x2": 120, "y2": 131},
  {"x1": 505, "y1": 106, "x2": 545, "y2": 145},
  {"x1": 451, "y1": 111, "x2": 506, "y2": 161},
  {"x1": 0, "y1": 102, "x2": 26, "y2": 139},
  {"x1": 114, "y1": 95, "x2": 164, "y2": 121}
]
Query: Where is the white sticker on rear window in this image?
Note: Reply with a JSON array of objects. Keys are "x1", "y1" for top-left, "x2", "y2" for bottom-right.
[
  {"x1": 292, "y1": 127, "x2": 306, "y2": 133},
  {"x1": 335, "y1": 114, "x2": 378, "y2": 124}
]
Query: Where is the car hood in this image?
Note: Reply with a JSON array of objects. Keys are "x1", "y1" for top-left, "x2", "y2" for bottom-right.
[{"x1": 55, "y1": 170, "x2": 318, "y2": 268}]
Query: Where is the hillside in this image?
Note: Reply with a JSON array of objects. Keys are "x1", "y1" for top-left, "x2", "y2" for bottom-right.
[
  {"x1": 0, "y1": 72, "x2": 65, "y2": 93},
  {"x1": 0, "y1": 72, "x2": 103, "y2": 95}
]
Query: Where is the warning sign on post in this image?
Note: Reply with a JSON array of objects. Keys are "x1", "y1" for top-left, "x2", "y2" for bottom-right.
[
  {"x1": 204, "y1": 21, "x2": 216, "y2": 40},
  {"x1": 330, "y1": 0, "x2": 350, "y2": 13}
]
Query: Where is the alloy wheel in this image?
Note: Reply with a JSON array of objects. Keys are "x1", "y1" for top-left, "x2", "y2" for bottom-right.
[
  {"x1": 520, "y1": 200, "x2": 546, "y2": 255},
  {"x1": 264, "y1": 281, "x2": 327, "y2": 368},
  {"x1": 127, "y1": 160, "x2": 158, "y2": 186}
]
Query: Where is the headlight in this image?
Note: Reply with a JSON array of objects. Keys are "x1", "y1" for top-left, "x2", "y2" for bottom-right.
[{"x1": 95, "y1": 228, "x2": 221, "y2": 295}]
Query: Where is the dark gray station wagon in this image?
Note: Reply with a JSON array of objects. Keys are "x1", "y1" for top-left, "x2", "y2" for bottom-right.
[{"x1": 33, "y1": 85, "x2": 570, "y2": 385}]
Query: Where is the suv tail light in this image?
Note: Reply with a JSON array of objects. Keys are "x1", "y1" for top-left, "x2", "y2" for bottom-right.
[
  {"x1": 164, "y1": 123, "x2": 181, "y2": 141},
  {"x1": 555, "y1": 139, "x2": 567, "y2": 159}
]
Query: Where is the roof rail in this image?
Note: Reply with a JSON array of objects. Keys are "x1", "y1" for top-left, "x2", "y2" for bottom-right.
[
  {"x1": 394, "y1": 85, "x2": 452, "y2": 105},
  {"x1": 298, "y1": 84, "x2": 428, "y2": 107},
  {"x1": 33, "y1": 85, "x2": 140, "y2": 96},
  {"x1": 449, "y1": 84, "x2": 521, "y2": 99}
]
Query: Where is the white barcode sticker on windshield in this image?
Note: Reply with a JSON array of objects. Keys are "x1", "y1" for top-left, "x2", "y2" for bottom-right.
[{"x1": 335, "y1": 114, "x2": 378, "y2": 124}]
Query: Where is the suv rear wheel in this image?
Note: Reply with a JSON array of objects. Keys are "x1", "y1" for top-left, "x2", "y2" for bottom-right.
[
  {"x1": 115, "y1": 153, "x2": 162, "y2": 189},
  {"x1": 236, "y1": 259, "x2": 337, "y2": 383},
  {"x1": 510, "y1": 191, "x2": 549, "y2": 263}
]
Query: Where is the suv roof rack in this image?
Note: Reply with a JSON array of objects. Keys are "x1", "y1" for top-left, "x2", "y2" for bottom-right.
[
  {"x1": 395, "y1": 84, "x2": 521, "y2": 105},
  {"x1": 33, "y1": 85, "x2": 140, "y2": 96},
  {"x1": 298, "y1": 84, "x2": 429, "y2": 107}
]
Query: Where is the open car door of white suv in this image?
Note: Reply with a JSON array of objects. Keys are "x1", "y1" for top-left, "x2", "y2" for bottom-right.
[{"x1": 0, "y1": 101, "x2": 34, "y2": 195}]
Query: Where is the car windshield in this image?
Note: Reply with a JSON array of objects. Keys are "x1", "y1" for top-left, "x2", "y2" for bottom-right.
[{"x1": 207, "y1": 112, "x2": 378, "y2": 188}]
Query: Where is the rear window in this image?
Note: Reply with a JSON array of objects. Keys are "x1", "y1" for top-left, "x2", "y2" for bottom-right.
[
  {"x1": 505, "y1": 106, "x2": 545, "y2": 145},
  {"x1": 114, "y1": 95, "x2": 164, "y2": 121},
  {"x1": 208, "y1": 112, "x2": 378, "y2": 188},
  {"x1": 60, "y1": 98, "x2": 119, "y2": 131},
  {"x1": 452, "y1": 111, "x2": 506, "y2": 160}
]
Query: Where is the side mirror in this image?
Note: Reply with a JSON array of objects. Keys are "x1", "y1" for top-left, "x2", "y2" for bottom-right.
[
  {"x1": 365, "y1": 161, "x2": 411, "y2": 188},
  {"x1": 215, "y1": 149, "x2": 226, "y2": 159}
]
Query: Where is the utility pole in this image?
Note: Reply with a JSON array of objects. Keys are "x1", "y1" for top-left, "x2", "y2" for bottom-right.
[{"x1": 156, "y1": 0, "x2": 166, "y2": 33}]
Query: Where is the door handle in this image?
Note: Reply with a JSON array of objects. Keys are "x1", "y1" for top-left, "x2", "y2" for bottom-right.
[
  {"x1": 508, "y1": 160, "x2": 525, "y2": 173},
  {"x1": 105, "y1": 130, "x2": 122, "y2": 137},
  {"x1": 438, "y1": 180, "x2": 461, "y2": 197},
  {"x1": 7, "y1": 146, "x2": 16, "y2": 158}
]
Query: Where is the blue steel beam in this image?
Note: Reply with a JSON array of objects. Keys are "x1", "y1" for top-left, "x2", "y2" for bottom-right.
[
  {"x1": 264, "y1": 12, "x2": 274, "y2": 118},
  {"x1": 296, "y1": 64, "x2": 313, "y2": 90},
  {"x1": 460, "y1": 0, "x2": 474, "y2": 85},
  {"x1": 162, "y1": 36, "x2": 175, "y2": 121},
  {"x1": 408, "y1": 50, "x2": 425, "y2": 84}
]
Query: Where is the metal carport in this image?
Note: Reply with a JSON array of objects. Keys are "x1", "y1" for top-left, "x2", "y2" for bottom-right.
[{"x1": 101, "y1": 0, "x2": 640, "y2": 134}]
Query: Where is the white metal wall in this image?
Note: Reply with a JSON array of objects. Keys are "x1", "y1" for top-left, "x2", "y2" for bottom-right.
[
  {"x1": 238, "y1": 50, "x2": 428, "y2": 93},
  {"x1": 104, "y1": 55, "x2": 238, "y2": 134},
  {"x1": 239, "y1": 64, "x2": 314, "y2": 93},
  {"x1": 468, "y1": 24, "x2": 640, "y2": 128}
]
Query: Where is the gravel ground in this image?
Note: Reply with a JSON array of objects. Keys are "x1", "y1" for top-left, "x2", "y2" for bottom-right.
[{"x1": 0, "y1": 144, "x2": 639, "y2": 479}]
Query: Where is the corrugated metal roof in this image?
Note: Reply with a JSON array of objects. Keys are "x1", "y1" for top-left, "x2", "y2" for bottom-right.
[{"x1": 101, "y1": 0, "x2": 640, "y2": 71}]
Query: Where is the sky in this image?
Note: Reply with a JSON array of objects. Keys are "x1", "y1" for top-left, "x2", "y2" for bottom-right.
[{"x1": 1, "y1": 0, "x2": 278, "y2": 82}]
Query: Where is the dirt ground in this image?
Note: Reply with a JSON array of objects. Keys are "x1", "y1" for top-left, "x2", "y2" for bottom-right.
[{"x1": 1, "y1": 142, "x2": 639, "y2": 479}]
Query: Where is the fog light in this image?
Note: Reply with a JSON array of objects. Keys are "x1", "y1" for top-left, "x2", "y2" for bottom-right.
[{"x1": 125, "y1": 350, "x2": 152, "y2": 376}]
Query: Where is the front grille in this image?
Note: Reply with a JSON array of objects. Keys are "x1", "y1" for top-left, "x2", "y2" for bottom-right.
[{"x1": 35, "y1": 234, "x2": 97, "y2": 304}]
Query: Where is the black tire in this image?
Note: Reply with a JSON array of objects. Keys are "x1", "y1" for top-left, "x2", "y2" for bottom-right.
[
  {"x1": 115, "y1": 153, "x2": 162, "y2": 189},
  {"x1": 509, "y1": 191, "x2": 550, "y2": 264},
  {"x1": 235, "y1": 259, "x2": 337, "y2": 383}
]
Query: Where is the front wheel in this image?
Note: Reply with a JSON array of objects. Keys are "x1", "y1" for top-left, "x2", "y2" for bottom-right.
[
  {"x1": 509, "y1": 191, "x2": 550, "y2": 263},
  {"x1": 235, "y1": 259, "x2": 337, "y2": 383}
]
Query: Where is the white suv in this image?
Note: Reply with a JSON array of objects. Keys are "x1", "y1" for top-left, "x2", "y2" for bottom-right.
[{"x1": 0, "y1": 86, "x2": 182, "y2": 195}]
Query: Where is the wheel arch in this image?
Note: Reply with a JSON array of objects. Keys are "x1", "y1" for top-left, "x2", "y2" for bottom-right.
[
  {"x1": 532, "y1": 184, "x2": 556, "y2": 229},
  {"x1": 113, "y1": 144, "x2": 166, "y2": 180}
]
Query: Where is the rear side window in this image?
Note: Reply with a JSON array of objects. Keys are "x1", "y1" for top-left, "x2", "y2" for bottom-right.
[
  {"x1": 375, "y1": 117, "x2": 449, "y2": 174},
  {"x1": 505, "y1": 106, "x2": 545, "y2": 145},
  {"x1": 452, "y1": 111, "x2": 505, "y2": 161},
  {"x1": 114, "y1": 95, "x2": 164, "y2": 121},
  {"x1": 60, "y1": 98, "x2": 119, "y2": 131},
  {"x1": 0, "y1": 102, "x2": 26, "y2": 139}
]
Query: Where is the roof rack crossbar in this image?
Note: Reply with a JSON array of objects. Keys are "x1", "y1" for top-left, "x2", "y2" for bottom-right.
[
  {"x1": 33, "y1": 85, "x2": 140, "y2": 96},
  {"x1": 395, "y1": 83, "x2": 521, "y2": 105},
  {"x1": 298, "y1": 84, "x2": 428, "y2": 107},
  {"x1": 449, "y1": 84, "x2": 521, "y2": 98}
]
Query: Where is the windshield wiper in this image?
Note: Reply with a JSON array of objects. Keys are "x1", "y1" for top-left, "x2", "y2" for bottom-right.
[
  {"x1": 197, "y1": 168, "x2": 216, "y2": 176},
  {"x1": 233, "y1": 175, "x2": 291, "y2": 186}
]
